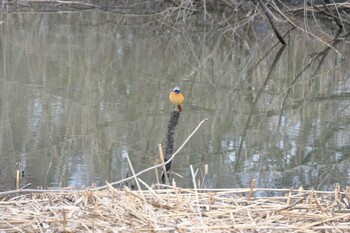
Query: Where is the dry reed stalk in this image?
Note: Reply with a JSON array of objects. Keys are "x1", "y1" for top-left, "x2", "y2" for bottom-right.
[
  {"x1": 247, "y1": 179, "x2": 255, "y2": 201},
  {"x1": 15, "y1": 170, "x2": 20, "y2": 190},
  {"x1": 1, "y1": 186, "x2": 350, "y2": 232},
  {"x1": 158, "y1": 143, "x2": 169, "y2": 185}
]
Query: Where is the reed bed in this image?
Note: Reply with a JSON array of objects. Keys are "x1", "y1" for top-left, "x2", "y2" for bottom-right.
[{"x1": 1, "y1": 184, "x2": 350, "y2": 232}]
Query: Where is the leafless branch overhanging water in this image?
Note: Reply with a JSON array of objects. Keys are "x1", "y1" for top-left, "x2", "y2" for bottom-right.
[
  {"x1": 256, "y1": 0, "x2": 286, "y2": 45},
  {"x1": 235, "y1": 45, "x2": 286, "y2": 170},
  {"x1": 277, "y1": 30, "x2": 350, "y2": 129}
]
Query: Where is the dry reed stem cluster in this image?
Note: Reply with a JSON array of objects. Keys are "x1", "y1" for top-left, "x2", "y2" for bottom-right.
[{"x1": 1, "y1": 185, "x2": 350, "y2": 232}]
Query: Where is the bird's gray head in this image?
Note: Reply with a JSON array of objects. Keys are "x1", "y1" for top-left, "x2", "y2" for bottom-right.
[{"x1": 173, "y1": 86, "x2": 181, "y2": 93}]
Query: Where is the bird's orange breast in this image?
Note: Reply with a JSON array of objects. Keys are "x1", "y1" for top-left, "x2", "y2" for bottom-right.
[{"x1": 169, "y1": 91, "x2": 184, "y2": 106}]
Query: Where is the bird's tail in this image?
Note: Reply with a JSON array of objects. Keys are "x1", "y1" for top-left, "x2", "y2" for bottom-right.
[{"x1": 178, "y1": 105, "x2": 182, "y2": 112}]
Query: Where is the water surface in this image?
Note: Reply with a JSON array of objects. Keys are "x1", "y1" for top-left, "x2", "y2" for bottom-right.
[{"x1": 0, "y1": 11, "x2": 349, "y2": 191}]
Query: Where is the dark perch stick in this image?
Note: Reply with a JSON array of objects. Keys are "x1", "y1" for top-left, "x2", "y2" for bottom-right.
[{"x1": 161, "y1": 110, "x2": 180, "y2": 184}]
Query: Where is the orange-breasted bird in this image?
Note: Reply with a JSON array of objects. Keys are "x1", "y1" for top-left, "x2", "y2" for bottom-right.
[{"x1": 169, "y1": 86, "x2": 184, "y2": 112}]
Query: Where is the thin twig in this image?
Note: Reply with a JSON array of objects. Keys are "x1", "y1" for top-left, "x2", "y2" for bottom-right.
[{"x1": 94, "y1": 118, "x2": 209, "y2": 190}]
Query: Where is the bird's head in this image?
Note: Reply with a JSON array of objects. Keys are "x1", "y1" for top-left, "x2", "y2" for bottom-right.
[{"x1": 173, "y1": 86, "x2": 181, "y2": 93}]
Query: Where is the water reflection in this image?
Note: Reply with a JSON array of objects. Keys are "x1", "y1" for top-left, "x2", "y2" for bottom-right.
[{"x1": 0, "y1": 11, "x2": 349, "y2": 191}]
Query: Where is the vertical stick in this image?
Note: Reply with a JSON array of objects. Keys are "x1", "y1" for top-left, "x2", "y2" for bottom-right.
[
  {"x1": 201, "y1": 164, "x2": 208, "y2": 188},
  {"x1": 162, "y1": 110, "x2": 180, "y2": 183},
  {"x1": 16, "y1": 170, "x2": 20, "y2": 190},
  {"x1": 44, "y1": 162, "x2": 52, "y2": 188},
  {"x1": 248, "y1": 179, "x2": 255, "y2": 201},
  {"x1": 158, "y1": 144, "x2": 169, "y2": 185},
  {"x1": 62, "y1": 209, "x2": 67, "y2": 232},
  {"x1": 190, "y1": 165, "x2": 201, "y2": 215}
]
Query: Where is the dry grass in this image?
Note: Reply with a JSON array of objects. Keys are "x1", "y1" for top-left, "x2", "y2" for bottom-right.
[{"x1": 1, "y1": 184, "x2": 350, "y2": 232}]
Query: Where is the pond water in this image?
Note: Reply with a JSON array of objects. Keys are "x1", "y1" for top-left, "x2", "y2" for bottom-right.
[{"x1": 0, "y1": 10, "x2": 349, "y2": 191}]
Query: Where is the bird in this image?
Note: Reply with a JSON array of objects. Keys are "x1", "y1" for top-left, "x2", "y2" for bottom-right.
[{"x1": 169, "y1": 86, "x2": 184, "y2": 112}]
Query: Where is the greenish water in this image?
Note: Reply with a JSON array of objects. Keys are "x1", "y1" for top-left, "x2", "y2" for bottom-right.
[{"x1": 0, "y1": 11, "x2": 349, "y2": 191}]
